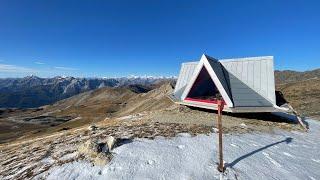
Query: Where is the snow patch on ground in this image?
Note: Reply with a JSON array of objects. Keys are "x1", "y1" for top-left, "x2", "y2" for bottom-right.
[
  {"x1": 35, "y1": 119, "x2": 320, "y2": 180},
  {"x1": 60, "y1": 152, "x2": 78, "y2": 161},
  {"x1": 41, "y1": 157, "x2": 55, "y2": 165},
  {"x1": 239, "y1": 123, "x2": 247, "y2": 128}
]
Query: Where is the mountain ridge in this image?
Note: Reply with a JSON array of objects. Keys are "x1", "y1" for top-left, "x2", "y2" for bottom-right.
[
  {"x1": 275, "y1": 68, "x2": 320, "y2": 84},
  {"x1": 0, "y1": 76, "x2": 175, "y2": 108},
  {"x1": 0, "y1": 68, "x2": 319, "y2": 108}
]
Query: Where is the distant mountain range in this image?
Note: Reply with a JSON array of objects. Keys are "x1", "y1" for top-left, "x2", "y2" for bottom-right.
[
  {"x1": 0, "y1": 76, "x2": 175, "y2": 108},
  {"x1": 0, "y1": 68, "x2": 319, "y2": 109}
]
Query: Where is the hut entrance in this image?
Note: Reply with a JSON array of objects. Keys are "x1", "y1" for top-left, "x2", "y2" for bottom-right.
[{"x1": 185, "y1": 66, "x2": 225, "y2": 104}]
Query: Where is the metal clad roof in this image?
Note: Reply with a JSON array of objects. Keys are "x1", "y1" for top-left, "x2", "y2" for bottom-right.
[
  {"x1": 205, "y1": 56, "x2": 233, "y2": 101},
  {"x1": 220, "y1": 56, "x2": 276, "y2": 107},
  {"x1": 173, "y1": 62, "x2": 198, "y2": 100}
]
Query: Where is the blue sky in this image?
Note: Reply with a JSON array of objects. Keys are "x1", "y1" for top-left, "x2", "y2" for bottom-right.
[{"x1": 0, "y1": 0, "x2": 319, "y2": 78}]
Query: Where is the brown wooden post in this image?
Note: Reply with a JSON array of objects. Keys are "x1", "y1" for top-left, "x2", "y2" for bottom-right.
[{"x1": 217, "y1": 99, "x2": 225, "y2": 172}]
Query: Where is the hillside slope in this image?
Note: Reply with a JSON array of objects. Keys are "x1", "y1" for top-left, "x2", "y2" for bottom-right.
[
  {"x1": 275, "y1": 68, "x2": 320, "y2": 84},
  {"x1": 276, "y1": 78, "x2": 320, "y2": 118},
  {"x1": 43, "y1": 82, "x2": 174, "y2": 123},
  {"x1": 274, "y1": 68, "x2": 320, "y2": 118},
  {"x1": 0, "y1": 83, "x2": 175, "y2": 143}
]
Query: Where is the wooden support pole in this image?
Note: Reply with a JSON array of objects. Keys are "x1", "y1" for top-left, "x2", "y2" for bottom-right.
[{"x1": 217, "y1": 100, "x2": 224, "y2": 172}]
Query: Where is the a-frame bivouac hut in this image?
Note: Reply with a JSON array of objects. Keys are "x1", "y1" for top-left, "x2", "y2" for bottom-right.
[{"x1": 171, "y1": 54, "x2": 291, "y2": 113}]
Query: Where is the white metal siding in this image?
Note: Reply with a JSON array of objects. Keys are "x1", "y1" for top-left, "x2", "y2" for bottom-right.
[
  {"x1": 220, "y1": 56, "x2": 276, "y2": 107},
  {"x1": 173, "y1": 62, "x2": 198, "y2": 100}
]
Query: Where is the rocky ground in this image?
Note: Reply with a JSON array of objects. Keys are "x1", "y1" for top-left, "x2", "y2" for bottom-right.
[
  {"x1": 0, "y1": 105, "x2": 306, "y2": 179},
  {"x1": 31, "y1": 119, "x2": 320, "y2": 180},
  {"x1": 150, "y1": 106, "x2": 303, "y2": 134},
  {"x1": 0, "y1": 116, "x2": 212, "y2": 179},
  {"x1": 0, "y1": 80, "x2": 315, "y2": 179}
]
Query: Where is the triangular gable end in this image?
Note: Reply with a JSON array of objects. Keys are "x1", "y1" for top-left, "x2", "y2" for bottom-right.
[
  {"x1": 181, "y1": 54, "x2": 234, "y2": 107},
  {"x1": 185, "y1": 66, "x2": 223, "y2": 104}
]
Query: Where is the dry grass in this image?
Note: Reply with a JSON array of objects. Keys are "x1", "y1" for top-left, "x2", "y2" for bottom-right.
[
  {"x1": 0, "y1": 104, "x2": 306, "y2": 179},
  {"x1": 277, "y1": 78, "x2": 320, "y2": 118},
  {"x1": 1, "y1": 80, "x2": 310, "y2": 145}
]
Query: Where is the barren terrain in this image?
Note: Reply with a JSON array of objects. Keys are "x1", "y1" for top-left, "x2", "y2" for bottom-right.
[
  {"x1": 0, "y1": 80, "x2": 317, "y2": 179},
  {"x1": 0, "y1": 81, "x2": 308, "y2": 144}
]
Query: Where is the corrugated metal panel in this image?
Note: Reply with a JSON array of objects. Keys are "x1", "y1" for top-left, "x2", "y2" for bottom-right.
[
  {"x1": 220, "y1": 56, "x2": 276, "y2": 107},
  {"x1": 173, "y1": 62, "x2": 198, "y2": 100}
]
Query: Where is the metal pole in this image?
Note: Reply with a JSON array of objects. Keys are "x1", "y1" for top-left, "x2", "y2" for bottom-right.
[{"x1": 217, "y1": 100, "x2": 224, "y2": 172}]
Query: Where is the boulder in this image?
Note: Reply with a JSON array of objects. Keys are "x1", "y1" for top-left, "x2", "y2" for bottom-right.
[
  {"x1": 101, "y1": 136, "x2": 133, "y2": 151},
  {"x1": 88, "y1": 124, "x2": 98, "y2": 131},
  {"x1": 240, "y1": 123, "x2": 247, "y2": 129},
  {"x1": 78, "y1": 139, "x2": 100, "y2": 157},
  {"x1": 77, "y1": 136, "x2": 129, "y2": 166},
  {"x1": 105, "y1": 136, "x2": 116, "y2": 151}
]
